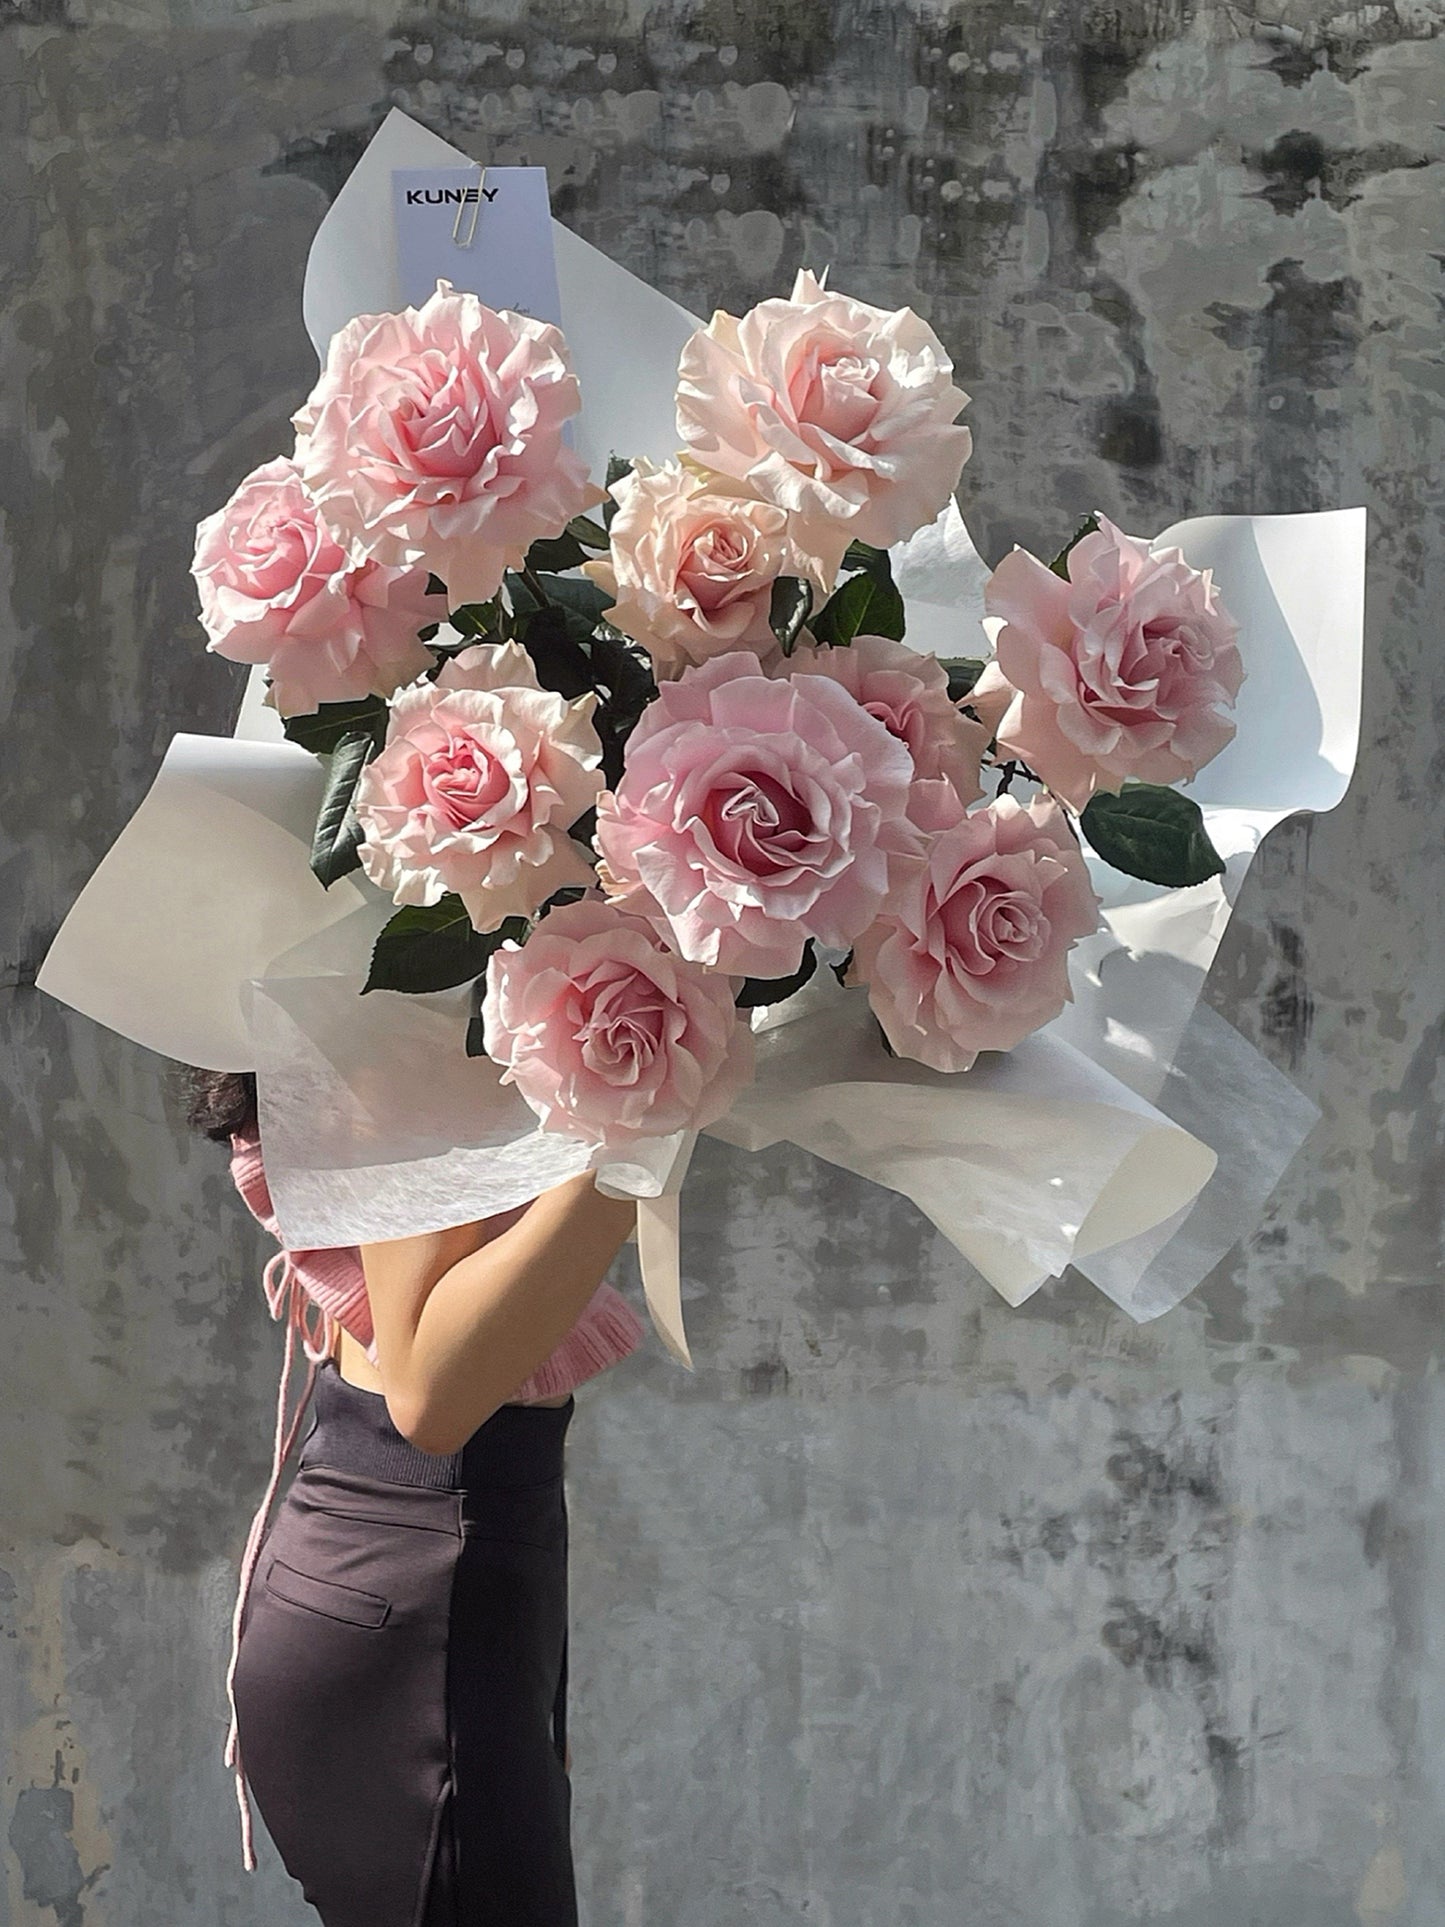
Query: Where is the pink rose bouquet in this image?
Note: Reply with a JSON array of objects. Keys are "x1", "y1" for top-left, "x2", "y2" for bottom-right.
[{"x1": 191, "y1": 271, "x2": 1248, "y2": 1150}]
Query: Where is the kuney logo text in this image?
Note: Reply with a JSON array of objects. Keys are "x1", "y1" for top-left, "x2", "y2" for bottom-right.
[{"x1": 403, "y1": 186, "x2": 500, "y2": 206}]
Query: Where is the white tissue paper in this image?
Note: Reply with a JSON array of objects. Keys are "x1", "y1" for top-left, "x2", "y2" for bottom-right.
[{"x1": 37, "y1": 108, "x2": 1366, "y2": 1361}]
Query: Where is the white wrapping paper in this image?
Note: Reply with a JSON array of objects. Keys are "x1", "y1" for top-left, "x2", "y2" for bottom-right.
[{"x1": 36, "y1": 109, "x2": 1367, "y2": 1359}]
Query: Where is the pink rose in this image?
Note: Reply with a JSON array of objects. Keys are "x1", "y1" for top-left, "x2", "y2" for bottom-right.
[
  {"x1": 594, "y1": 649, "x2": 922, "y2": 978},
  {"x1": 676, "y1": 268, "x2": 973, "y2": 549},
  {"x1": 192, "y1": 457, "x2": 435, "y2": 717},
  {"x1": 786, "y1": 633, "x2": 987, "y2": 806},
  {"x1": 583, "y1": 458, "x2": 839, "y2": 680},
  {"x1": 849, "y1": 782, "x2": 1100, "y2": 1073},
  {"x1": 482, "y1": 895, "x2": 755, "y2": 1145},
  {"x1": 354, "y1": 640, "x2": 603, "y2": 932},
  {"x1": 293, "y1": 280, "x2": 603, "y2": 606},
  {"x1": 983, "y1": 516, "x2": 1245, "y2": 809}
]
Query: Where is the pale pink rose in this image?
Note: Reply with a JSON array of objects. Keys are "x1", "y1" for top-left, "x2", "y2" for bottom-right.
[
  {"x1": 786, "y1": 633, "x2": 987, "y2": 806},
  {"x1": 482, "y1": 895, "x2": 755, "y2": 1144},
  {"x1": 583, "y1": 458, "x2": 841, "y2": 680},
  {"x1": 983, "y1": 516, "x2": 1245, "y2": 809},
  {"x1": 676, "y1": 268, "x2": 973, "y2": 549},
  {"x1": 293, "y1": 280, "x2": 604, "y2": 605},
  {"x1": 594, "y1": 649, "x2": 922, "y2": 978},
  {"x1": 192, "y1": 457, "x2": 435, "y2": 716},
  {"x1": 355, "y1": 640, "x2": 603, "y2": 932},
  {"x1": 850, "y1": 781, "x2": 1100, "y2": 1073}
]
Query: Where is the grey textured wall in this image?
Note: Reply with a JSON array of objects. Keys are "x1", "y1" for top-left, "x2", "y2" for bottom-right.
[{"x1": 3, "y1": 2, "x2": 1443, "y2": 1923}]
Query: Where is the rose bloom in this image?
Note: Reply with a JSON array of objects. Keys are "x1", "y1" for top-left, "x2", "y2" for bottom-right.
[
  {"x1": 850, "y1": 781, "x2": 1099, "y2": 1072},
  {"x1": 482, "y1": 895, "x2": 755, "y2": 1145},
  {"x1": 354, "y1": 640, "x2": 603, "y2": 932},
  {"x1": 192, "y1": 456, "x2": 435, "y2": 717},
  {"x1": 584, "y1": 457, "x2": 839, "y2": 680},
  {"x1": 594, "y1": 649, "x2": 922, "y2": 979},
  {"x1": 675, "y1": 268, "x2": 973, "y2": 550},
  {"x1": 293, "y1": 280, "x2": 603, "y2": 605},
  {"x1": 983, "y1": 515, "x2": 1245, "y2": 809},
  {"x1": 786, "y1": 632, "x2": 987, "y2": 806}
]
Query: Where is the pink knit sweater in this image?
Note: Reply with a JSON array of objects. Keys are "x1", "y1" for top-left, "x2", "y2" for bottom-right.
[{"x1": 221, "y1": 1122, "x2": 644, "y2": 1870}]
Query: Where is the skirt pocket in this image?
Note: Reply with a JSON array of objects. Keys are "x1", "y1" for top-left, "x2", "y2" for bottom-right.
[{"x1": 263, "y1": 1554, "x2": 392, "y2": 1628}]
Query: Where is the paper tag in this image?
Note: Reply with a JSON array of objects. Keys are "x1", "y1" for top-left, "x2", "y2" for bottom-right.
[{"x1": 391, "y1": 166, "x2": 562, "y2": 325}]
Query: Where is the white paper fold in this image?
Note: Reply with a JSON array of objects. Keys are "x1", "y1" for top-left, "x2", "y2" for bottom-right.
[{"x1": 36, "y1": 735, "x2": 370, "y2": 1070}]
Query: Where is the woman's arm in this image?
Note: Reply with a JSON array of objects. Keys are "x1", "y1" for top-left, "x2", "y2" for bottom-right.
[{"x1": 361, "y1": 1172, "x2": 638, "y2": 1455}]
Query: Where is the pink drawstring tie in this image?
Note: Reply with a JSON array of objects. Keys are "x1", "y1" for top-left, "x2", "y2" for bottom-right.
[{"x1": 223, "y1": 1252, "x2": 338, "y2": 1872}]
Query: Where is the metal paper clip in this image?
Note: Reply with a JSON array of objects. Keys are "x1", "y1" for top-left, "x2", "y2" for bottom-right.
[{"x1": 452, "y1": 165, "x2": 487, "y2": 250}]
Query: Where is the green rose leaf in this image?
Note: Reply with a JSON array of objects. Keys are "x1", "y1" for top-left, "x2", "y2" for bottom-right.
[
  {"x1": 566, "y1": 514, "x2": 612, "y2": 551},
  {"x1": 282, "y1": 695, "x2": 389, "y2": 757},
  {"x1": 1048, "y1": 513, "x2": 1100, "y2": 580},
  {"x1": 448, "y1": 598, "x2": 503, "y2": 639},
  {"x1": 735, "y1": 941, "x2": 818, "y2": 1010},
  {"x1": 510, "y1": 601, "x2": 595, "y2": 700},
  {"x1": 809, "y1": 567, "x2": 906, "y2": 647},
  {"x1": 531, "y1": 572, "x2": 615, "y2": 628},
  {"x1": 524, "y1": 530, "x2": 591, "y2": 573},
  {"x1": 587, "y1": 629, "x2": 658, "y2": 786},
  {"x1": 808, "y1": 571, "x2": 873, "y2": 647},
  {"x1": 841, "y1": 539, "x2": 890, "y2": 574},
  {"x1": 1080, "y1": 784, "x2": 1226, "y2": 888},
  {"x1": 363, "y1": 899, "x2": 529, "y2": 996},
  {"x1": 769, "y1": 576, "x2": 814, "y2": 654},
  {"x1": 812, "y1": 541, "x2": 906, "y2": 645},
  {"x1": 939, "y1": 656, "x2": 986, "y2": 703},
  {"x1": 309, "y1": 727, "x2": 374, "y2": 889}
]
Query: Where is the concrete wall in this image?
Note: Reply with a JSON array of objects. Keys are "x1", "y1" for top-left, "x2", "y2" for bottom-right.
[{"x1": 3, "y1": 2, "x2": 1443, "y2": 1922}]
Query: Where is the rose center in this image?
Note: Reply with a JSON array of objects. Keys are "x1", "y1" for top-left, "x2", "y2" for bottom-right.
[
  {"x1": 237, "y1": 503, "x2": 332, "y2": 598},
  {"x1": 422, "y1": 735, "x2": 512, "y2": 829},
  {"x1": 395, "y1": 350, "x2": 500, "y2": 482},
  {"x1": 578, "y1": 972, "x2": 667, "y2": 1077},
  {"x1": 942, "y1": 877, "x2": 1048, "y2": 974},
  {"x1": 794, "y1": 343, "x2": 882, "y2": 444},
  {"x1": 677, "y1": 522, "x2": 758, "y2": 608},
  {"x1": 702, "y1": 769, "x2": 814, "y2": 876}
]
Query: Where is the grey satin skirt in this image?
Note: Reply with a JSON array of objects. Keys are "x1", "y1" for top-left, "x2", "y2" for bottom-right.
[{"x1": 231, "y1": 1357, "x2": 576, "y2": 1926}]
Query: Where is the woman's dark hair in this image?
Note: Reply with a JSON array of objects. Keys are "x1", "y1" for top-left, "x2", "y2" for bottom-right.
[{"x1": 180, "y1": 1067, "x2": 258, "y2": 1142}]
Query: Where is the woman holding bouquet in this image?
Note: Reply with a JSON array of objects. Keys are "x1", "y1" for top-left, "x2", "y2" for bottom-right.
[
  {"x1": 166, "y1": 259, "x2": 1241, "y2": 1927},
  {"x1": 199, "y1": 1068, "x2": 640, "y2": 1927}
]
